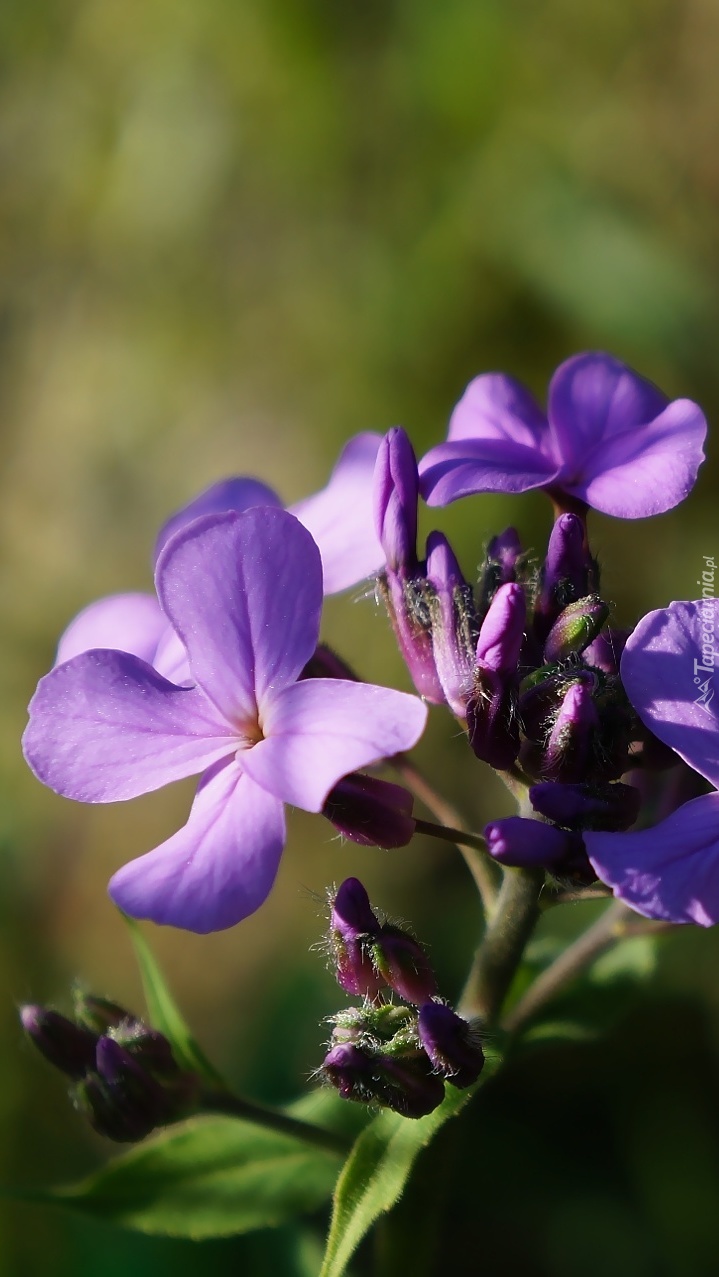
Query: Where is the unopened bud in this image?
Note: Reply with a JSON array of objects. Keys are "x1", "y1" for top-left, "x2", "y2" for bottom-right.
[
  {"x1": 529, "y1": 781, "x2": 641, "y2": 831},
  {"x1": 475, "y1": 582, "x2": 526, "y2": 677},
  {"x1": 542, "y1": 679, "x2": 599, "y2": 783},
  {"x1": 370, "y1": 926, "x2": 438, "y2": 1006},
  {"x1": 417, "y1": 1002, "x2": 485, "y2": 1089},
  {"x1": 485, "y1": 816, "x2": 582, "y2": 868},
  {"x1": 72, "y1": 991, "x2": 131, "y2": 1035},
  {"x1": 478, "y1": 527, "x2": 523, "y2": 613},
  {"x1": 321, "y1": 1042, "x2": 377, "y2": 1103},
  {"x1": 543, "y1": 595, "x2": 610, "y2": 664},
  {"x1": 323, "y1": 774, "x2": 415, "y2": 848},
  {"x1": 20, "y1": 1005, "x2": 97, "y2": 1079},
  {"x1": 373, "y1": 428, "x2": 419, "y2": 572},
  {"x1": 329, "y1": 878, "x2": 386, "y2": 999},
  {"x1": 536, "y1": 514, "x2": 597, "y2": 637},
  {"x1": 425, "y1": 531, "x2": 477, "y2": 718}
]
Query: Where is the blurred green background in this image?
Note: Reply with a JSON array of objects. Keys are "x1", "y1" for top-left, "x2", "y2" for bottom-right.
[{"x1": 3, "y1": 0, "x2": 719, "y2": 1273}]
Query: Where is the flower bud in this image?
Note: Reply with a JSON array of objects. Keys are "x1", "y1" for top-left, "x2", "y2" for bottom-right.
[
  {"x1": 376, "y1": 571, "x2": 445, "y2": 702},
  {"x1": 321, "y1": 1042, "x2": 377, "y2": 1103},
  {"x1": 475, "y1": 582, "x2": 526, "y2": 677},
  {"x1": 323, "y1": 774, "x2": 416, "y2": 848},
  {"x1": 467, "y1": 668, "x2": 520, "y2": 770},
  {"x1": 543, "y1": 595, "x2": 610, "y2": 664},
  {"x1": 72, "y1": 991, "x2": 131, "y2": 1035},
  {"x1": 529, "y1": 781, "x2": 641, "y2": 831},
  {"x1": 417, "y1": 1002, "x2": 485, "y2": 1089},
  {"x1": 535, "y1": 514, "x2": 598, "y2": 637},
  {"x1": 373, "y1": 428, "x2": 419, "y2": 572},
  {"x1": 377, "y1": 1052, "x2": 446, "y2": 1119},
  {"x1": 583, "y1": 628, "x2": 628, "y2": 676},
  {"x1": 542, "y1": 679, "x2": 599, "y2": 783},
  {"x1": 20, "y1": 1006, "x2": 97, "y2": 1079},
  {"x1": 329, "y1": 878, "x2": 386, "y2": 999},
  {"x1": 425, "y1": 531, "x2": 477, "y2": 718},
  {"x1": 477, "y1": 527, "x2": 523, "y2": 613},
  {"x1": 485, "y1": 816, "x2": 582, "y2": 868},
  {"x1": 370, "y1": 926, "x2": 438, "y2": 1006},
  {"x1": 301, "y1": 643, "x2": 359, "y2": 682}
]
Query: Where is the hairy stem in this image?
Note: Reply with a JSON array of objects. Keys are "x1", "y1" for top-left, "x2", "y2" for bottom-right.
[
  {"x1": 198, "y1": 1090, "x2": 351, "y2": 1156},
  {"x1": 458, "y1": 866, "x2": 544, "y2": 1023},
  {"x1": 392, "y1": 753, "x2": 500, "y2": 915}
]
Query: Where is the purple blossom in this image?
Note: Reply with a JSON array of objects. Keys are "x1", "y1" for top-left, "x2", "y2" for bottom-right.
[
  {"x1": 585, "y1": 599, "x2": 719, "y2": 924},
  {"x1": 419, "y1": 352, "x2": 706, "y2": 519},
  {"x1": 23, "y1": 508, "x2": 427, "y2": 933},
  {"x1": 54, "y1": 433, "x2": 385, "y2": 678}
]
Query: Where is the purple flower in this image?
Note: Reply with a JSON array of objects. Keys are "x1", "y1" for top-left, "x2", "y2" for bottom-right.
[
  {"x1": 23, "y1": 508, "x2": 427, "y2": 933},
  {"x1": 585, "y1": 598, "x2": 719, "y2": 924},
  {"x1": 419, "y1": 352, "x2": 706, "y2": 519},
  {"x1": 54, "y1": 433, "x2": 385, "y2": 678}
]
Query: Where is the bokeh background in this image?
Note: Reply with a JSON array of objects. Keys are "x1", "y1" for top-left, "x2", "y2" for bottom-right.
[{"x1": 3, "y1": 1, "x2": 719, "y2": 1273}]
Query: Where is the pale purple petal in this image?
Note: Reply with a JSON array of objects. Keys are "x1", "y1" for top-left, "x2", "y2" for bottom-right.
[
  {"x1": 419, "y1": 437, "x2": 558, "y2": 506},
  {"x1": 621, "y1": 600, "x2": 719, "y2": 787},
  {"x1": 586, "y1": 792, "x2": 719, "y2": 926},
  {"x1": 55, "y1": 594, "x2": 167, "y2": 666},
  {"x1": 548, "y1": 353, "x2": 669, "y2": 469},
  {"x1": 23, "y1": 650, "x2": 236, "y2": 802},
  {"x1": 448, "y1": 373, "x2": 551, "y2": 449},
  {"x1": 243, "y1": 678, "x2": 428, "y2": 812},
  {"x1": 154, "y1": 478, "x2": 283, "y2": 562},
  {"x1": 156, "y1": 508, "x2": 323, "y2": 724},
  {"x1": 291, "y1": 433, "x2": 385, "y2": 593},
  {"x1": 153, "y1": 627, "x2": 192, "y2": 686},
  {"x1": 109, "y1": 761, "x2": 286, "y2": 932}
]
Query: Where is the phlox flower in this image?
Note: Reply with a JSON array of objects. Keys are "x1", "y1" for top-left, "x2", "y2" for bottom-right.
[
  {"x1": 585, "y1": 598, "x2": 719, "y2": 924},
  {"x1": 419, "y1": 352, "x2": 706, "y2": 519},
  {"x1": 23, "y1": 508, "x2": 427, "y2": 933},
  {"x1": 56, "y1": 432, "x2": 384, "y2": 676}
]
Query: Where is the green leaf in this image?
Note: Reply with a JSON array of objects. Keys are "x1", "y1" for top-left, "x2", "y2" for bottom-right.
[
  {"x1": 45, "y1": 1114, "x2": 343, "y2": 1239},
  {"x1": 589, "y1": 934, "x2": 658, "y2": 985},
  {"x1": 319, "y1": 1049, "x2": 502, "y2": 1277},
  {"x1": 123, "y1": 914, "x2": 223, "y2": 1086}
]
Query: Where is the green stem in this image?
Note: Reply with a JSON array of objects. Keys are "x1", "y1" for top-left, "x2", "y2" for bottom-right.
[
  {"x1": 457, "y1": 866, "x2": 544, "y2": 1023},
  {"x1": 391, "y1": 753, "x2": 500, "y2": 915},
  {"x1": 198, "y1": 1090, "x2": 351, "y2": 1157},
  {"x1": 413, "y1": 817, "x2": 487, "y2": 855}
]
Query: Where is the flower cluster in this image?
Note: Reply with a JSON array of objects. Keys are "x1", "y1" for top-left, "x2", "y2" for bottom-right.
[
  {"x1": 319, "y1": 879, "x2": 484, "y2": 1119},
  {"x1": 21, "y1": 992, "x2": 197, "y2": 1141}
]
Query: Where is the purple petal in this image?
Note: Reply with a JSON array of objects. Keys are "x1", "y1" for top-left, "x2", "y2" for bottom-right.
[
  {"x1": 548, "y1": 352, "x2": 706, "y2": 516},
  {"x1": 156, "y1": 508, "x2": 323, "y2": 724},
  {"x1": 55, "y1": 593, "x2": 168, "y2": 666},
  {"x1": 291, "y1": 433, "x2": 385, "y2": 593},
  {"x1": 109, "y1": 761, "x2": 286, "y2": 932},
  {"x1": 242, "y1": 678, "x2": 428, "y2": 812},
  {"x1": 447, "y1": 372, "x2": 551, "y2": 447},
  {"x1": 154, "y1": 478, "x2": 283, "y2": 563},
  {"x1": 586, "y1": 792, "x2": 719, "y2": 926},
  {"x1": 23, "y1": 651, "x2": 235, "y2": 802},
  {"x1": 419, "y1": 438, "x2": 558, "y2": 506},
  {"x1": 568, "y1": 399, "x2": 707, "y2": 518},
  {"x1": 621, "y1": 600, "x2": 719, "y2": 788}
]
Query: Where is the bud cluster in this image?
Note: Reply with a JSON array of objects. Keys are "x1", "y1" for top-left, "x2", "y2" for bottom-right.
[
  {"x1": 20, "y1": 990, "x2": 197, "y2": 1142},
  {"x1": 318, "y1": 879, "x2": 484, "y2": 1118}
]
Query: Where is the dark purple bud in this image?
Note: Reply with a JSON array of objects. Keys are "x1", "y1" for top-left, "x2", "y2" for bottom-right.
[
  {"x1": 478, "y1": 527, "x2": 523, "y2": 613},
  {"x1": 329, "y1": 878, "x2": 386, "y2": 999},
  {"x1": 321, "y1": 1042, "x2": 378, "y2": 1103},
  {"x1": 425, "y1": 531, "x2": 477, "y2": 718},
  {"x1": 529, "y1": 781, "x2": 641, "y2": 831},
  {"x1": 377, "y1": 1053, "x2": 446, "y2": 1119},
  {"x1": 110, "y1": 1023, "x2": 183, "y2": 1079},
  {"x1": 543, "y1": 595, "x2": 610, "y2": 664},
  {"x1": 300, "y1": 643, "x2": 360, "y2": 682},
  {"x1": 373, "y1": 428, "x2": 420, "y2": 572},
  {"x1": 476, "y1": 582, "x2": 526, "y2": 677},
  {"x1": 371, "y1": 926, "x2": 438, "y2": 1006},
  {"x1": 583, "y1": 628, "x2": 628, "y2": 676},
  {"x1": 536, "y1": 514, "x2": 597, "y2": 638},
  {"x1": 323, "y1": 774, "x2": 416, "y2": 848},
  {"x1": 417, "y1": 1002, "x2": 485, "y2": 1089},
  {"x1": 83, "y1": 1036, "x2": 190, "y2": 1142},
  {"x1": 467, "y1": 666, "x2": 520, "y2": 770},
  {"x1": 542, "y1": 679, "x2": 599, "y2": 782},
  {"x1": 20, "y1": 1005, "x2": 97, "y2": 1079},
  {"x1": 72, "y1": 991, "x2": 132, "y2": 1036},
  {"x1": 485, "y1": 816, "x2": 581, "y2": 868}
]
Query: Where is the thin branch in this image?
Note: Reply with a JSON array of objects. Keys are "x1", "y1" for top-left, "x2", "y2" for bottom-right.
[
  {"x1": 413, "y1": 817, "x2": 487, "y2": 855},
  {"x1": 457, "y1": 866, "x2": 544, "y2": 1023},
  {"x1": 198, "y1": 1090, "x2": 351, "y2": 1157}
]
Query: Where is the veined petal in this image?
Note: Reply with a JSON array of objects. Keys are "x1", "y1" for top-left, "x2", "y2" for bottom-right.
[
  {"x1": 419, "y1": 437, "x2": 558, "y2": 506},
  {"x1": 586, "y1": 792, "x2": 719, "y2": 926},
  {"x1": 156, "y1": 508, "x2": 323, "y2": 723},
  {"x1": 109, "y1": 761, "x2": 286, "y2": 932},
  {"x1": 291, "y1": 433, "x2": 385, "y2": 593},
  {"x1": 55, "y1": 593, "x2": 167, "y2": 666},
  {"x1": 548, "y1": 352, "x2": 669, "y2": 473},
  {"x1": 447, "y1": 373, "x2": 551, "y2": 449},
  {"x1": 23, "y1": 651, "x2": 236, "y2": 802},
  {"x1": 243, "y1": 678, "x2": 427, "y2": 812},
  {"x1": 566, "y1": 398, "x2": 707, "y2": 518},
  {"x1": 154, "y1": 478, "x2": 283, "y2": 563},
  {"x1": 621, "y1": 600, "x2": 719, "y2": 787}
]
